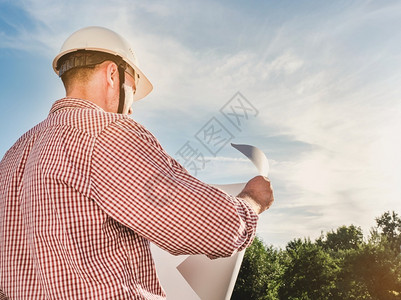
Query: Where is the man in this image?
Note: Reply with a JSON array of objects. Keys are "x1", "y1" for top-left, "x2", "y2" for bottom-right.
[{"x1": 0, "y1": 26, "x2": 274, "y2": 299}]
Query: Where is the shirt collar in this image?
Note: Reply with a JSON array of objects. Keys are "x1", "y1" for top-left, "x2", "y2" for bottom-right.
[{"x1": 49, "y1": 98, "x2": 105, "y2": 115}]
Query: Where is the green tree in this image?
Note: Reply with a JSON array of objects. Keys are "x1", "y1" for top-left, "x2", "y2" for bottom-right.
[
  {"x1": 232, "y1": 236, "x2": 284, "y2": 300},
  {"x1": 317, "y1": 225, "x2": 364, "y2": 252},
  {"x1": 233, "y1": 212, "x2": 401, "y2": 299},
  {"x1": 279, "y1": 238, "x2": 339, "y2": 300},
  {"x1": 336, "y1": 242, "x2": 401, "y2": 299},
  {"x1": 374, "y1": 211, "x2": 401, "y2": 252},
  {"x1": 317, "y1": 225, "x2": 371, "y2": 298}
]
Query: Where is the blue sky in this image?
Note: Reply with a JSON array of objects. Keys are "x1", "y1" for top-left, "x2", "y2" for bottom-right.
[{"x1": 1, "y1": 0, "x2": 400, "y2": 248}]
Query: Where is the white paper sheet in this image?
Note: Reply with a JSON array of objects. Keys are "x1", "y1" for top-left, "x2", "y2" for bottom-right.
[{"x1": 151, "y1": 143, "x2": 269, "y2": 299}]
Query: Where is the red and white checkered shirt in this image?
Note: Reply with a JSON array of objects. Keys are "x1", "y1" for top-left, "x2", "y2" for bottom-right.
[{"x1": 0, "y1": 98, "x2": 258, "y2": 299}]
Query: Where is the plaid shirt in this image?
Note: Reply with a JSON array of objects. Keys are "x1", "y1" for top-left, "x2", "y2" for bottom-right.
[{"x1": 0, "y1": 98, "x2": 258, "y2": 299}]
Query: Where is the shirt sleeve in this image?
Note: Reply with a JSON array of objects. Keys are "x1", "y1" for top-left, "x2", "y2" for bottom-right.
[{"x1": 90, "y1": 118, "x2": 258, "y2": 259}]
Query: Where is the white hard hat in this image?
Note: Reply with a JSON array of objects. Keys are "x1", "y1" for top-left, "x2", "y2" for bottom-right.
[{"x1": 53, "y1": 26, "x2": 153, "y2": 101}]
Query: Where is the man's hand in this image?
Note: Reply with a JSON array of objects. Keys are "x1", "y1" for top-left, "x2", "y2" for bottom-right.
[{"x1": 237, "y1": 176, "x2": 274, "y2": 215}]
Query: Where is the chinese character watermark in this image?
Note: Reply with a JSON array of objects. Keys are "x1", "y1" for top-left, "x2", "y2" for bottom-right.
[
  {"x1": 173, "y1": 91, "x2": 258, "y2": 176},
  {"x1": 220, "y1": 91, "x2": 259, "y2": 131},
  {"x1": 175, "y1": 141, "x2": 210, "y2": 175},
  {"x1": 195, "y1": 117, "x2": 234, "y2": 156}
]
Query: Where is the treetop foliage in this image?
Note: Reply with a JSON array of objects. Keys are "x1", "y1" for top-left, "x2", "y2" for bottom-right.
[{"x1": 232, "y1": 211, "x2": 401, "y2": 300}]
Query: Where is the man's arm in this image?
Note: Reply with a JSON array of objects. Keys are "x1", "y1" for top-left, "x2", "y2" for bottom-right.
[{"x1": 90, "y1": 119, "x2": 271, "y2": 258}]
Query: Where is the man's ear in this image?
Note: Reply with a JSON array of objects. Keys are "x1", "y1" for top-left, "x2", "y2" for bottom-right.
[{"x1": 106, "y1": 62, "x2": 119, "y2": 89}]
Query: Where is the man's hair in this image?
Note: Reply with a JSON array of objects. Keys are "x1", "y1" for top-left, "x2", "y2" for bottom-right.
[
  {"x1": 58, "y1": 51, "x2": 120, "y2": 92},
  {"x1": 61, "y1": 65, "x2": 98, "y2": 91}
]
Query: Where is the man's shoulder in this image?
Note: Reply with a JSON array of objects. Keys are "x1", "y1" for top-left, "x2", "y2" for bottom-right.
[
  {"x1": 101, "y1": 116, "x2": 158, "y2": 143},
  {"x1": 48, "y1": 98, "x2": 128, "y2": 137},
  {"x1": 94, "y1": 115, "x2": 165, "y2": 153},
  {"x1": 47, "y1": 98, "x2": 160, "y2": 147}
]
